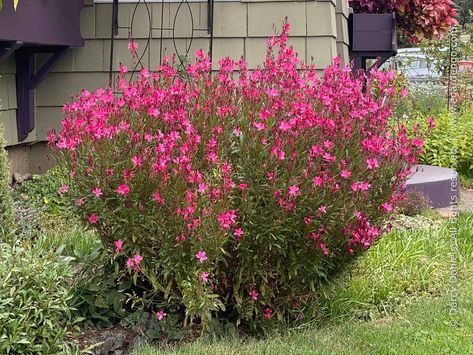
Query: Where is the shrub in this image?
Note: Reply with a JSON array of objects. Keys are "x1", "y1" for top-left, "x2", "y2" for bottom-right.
[
  {"x1": 52, "y1": 25, "x2": 424, "y2": 331},
  {"x1": 0, "y1": 243, "x2": 76, "y2": 353},
  {"x1": 18, "y1": 165, "x2": 71, "y2": 215},
  {"x1": 349, "y1": 0, "x2": 458, "y2": 43},
  {"x1": 0, "y1": 123, "x2": 14, "y2": 241},
  {"x1": 403, "y1": 109, "x2": 473, "y2": 176}
]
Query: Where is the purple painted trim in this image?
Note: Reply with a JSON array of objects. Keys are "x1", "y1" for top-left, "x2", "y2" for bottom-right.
[
  {"x1": 349, "y1": 13, "x2": 397, "y2": 71},
  {"x1": 0, "y1": 0, "x2": 84, "y2": 47},
  {"x1": 15, "y1": 46, "x2": 68, "y2": 142}
]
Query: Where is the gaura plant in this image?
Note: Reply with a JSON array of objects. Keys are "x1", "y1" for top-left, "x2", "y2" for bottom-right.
[{"x1": 51, "y1": 24, "x2": 426, "y2": 331}]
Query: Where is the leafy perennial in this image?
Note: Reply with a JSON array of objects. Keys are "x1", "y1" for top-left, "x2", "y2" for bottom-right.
[{"x1": 52, "y1": 24, "x2": 425, "y2": 331}]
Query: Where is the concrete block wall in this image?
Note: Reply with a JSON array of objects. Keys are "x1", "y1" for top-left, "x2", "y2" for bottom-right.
[{"x1": 0, "y1": 0, "x2": 349, "y2": 157}]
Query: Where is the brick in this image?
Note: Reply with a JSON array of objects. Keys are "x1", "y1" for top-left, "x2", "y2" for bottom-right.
[
  {"x1": 248, "y1": 3, "x2": 306, "y2": 37},
  {"x1": 306, "y1": 2, "x2": 337, "y2": 37}
]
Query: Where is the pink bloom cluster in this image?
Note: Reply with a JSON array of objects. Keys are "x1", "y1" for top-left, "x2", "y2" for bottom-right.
[{"x1": 53, "y1": 23, "x2": 426, "y2": 326}]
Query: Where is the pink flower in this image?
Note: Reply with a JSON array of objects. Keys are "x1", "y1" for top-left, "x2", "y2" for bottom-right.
[
  {"x1": 341, "y1": 169, "x2": 351, "y2": 179},
  {"x1": 254, "y1": 121, "x2": 266, "y2": 131},
  {"x1": 207, "y1": 152, "x2": 219, "y2": 164},
  {"x1": 156, "y1": 309, "x2": 167, "y2": 321},
  {"x1": 238, "y1": 183, "x2": 248, "y2": 190},
  {"x1": 198, "y1": 183, "x2": 208, "y2": 193},
  {"x1": 319, "y1": 242, "x2": 330, "y2": 256},
  {"x1": 427, "y1": 116, "x2": 436, "y2": 128},
  {"x1": 233, "y1": 228, "x2": 245, "y2": 239},
  {"x1": 88, "y1": 213, "x2": 99, "y2": 224},
  {"x1": 106, "y1": 168, "x2": 114, "y2": 176},
  {"x1": 313, "y1": 176, "x2": 324, "y2": 187},
  {"x1": 126, "y1": 254, "x2": 143, "y2": 271},
  {"x1": 264, "y1": 308, "x2": 273, "y2": 319},
  {"x1": 123, "y1": 169, "x2": 134, "y2": 180},
  {"x1": 119, "y1": 64, "x2": 128, "y2": 75},
  {"x1": 131, "y1": 155, "x2": 143, "y2": 167},
  {"x1": 92, "y1": 187, "x2": 103, "y2": 198},
  {"x1": 367, "y1": 158, "x2": 379, "y2": 170},
  {"x1": 217, "y1": 210, "x2": 237, "y2": 230},
  {"x1": 233, "y1": 127, "x2": 242, "y2": 136},
  {"x1": 114, "y1": 239, "x2": 123, "y2": 253},
  {"x1": 153, "y1": 191, "x2": 165, "y2": 205},
  {"x1": 76, "y1": 198, "x2": 85, "y2": 206},
  {"x1": 196, "y1": 250, "x2": 208, "y2": 263},
  {"x1": 128, "y1": 40, "x2": 138, "y2": 54},
  {"x1": 288, "y1": 185, "x2": 300, "y2": 196},
  {"x1": 266, "y1": 88, "x2": 279, "y2": 97},
  {"x1": 249, "y1": 289, "x2": 259, "y2": 301},
  {"x1": 351, "y1": 182, "x2": 371, "y2": 192},
  {"x1": 381, "y1": 202, "x2": 393, "y2": 212},
  {"x1": 58, "y1": 184, "x2": 69, "y2": 195},
  {"x1": 201, "y1": 271, "x2": 208, "y2": 283},
  {"x1": 116, "y1": 184, "x2": 130, "y2": 196},
  {"x1": 318, "y1": 205, "x2": 327, "y2": 215}
]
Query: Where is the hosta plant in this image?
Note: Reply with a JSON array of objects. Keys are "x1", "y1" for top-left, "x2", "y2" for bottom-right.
[
  {"x1": 52, "y1": 24, "x2": 425, "y2": 331},
  {"x1": 349, "y1": 0, "x2": 458, "y2": 43}
]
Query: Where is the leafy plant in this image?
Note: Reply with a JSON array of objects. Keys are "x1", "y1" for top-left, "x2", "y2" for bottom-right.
[
  {"x1": 52, "y1": 24, "x2": 425, "y2": 332},
  {"x1": 0, "y1": 123, "x2": 14, "y2": 241},
  {"x1": 17, "y1": 165, "x2": 71, "y2": 215},
  {"x1": 0, "y1": 242, "x2": 77, "y2": 354},
  {"x1": 403, "y1": 109, "x2": 473, "y2": 176}
]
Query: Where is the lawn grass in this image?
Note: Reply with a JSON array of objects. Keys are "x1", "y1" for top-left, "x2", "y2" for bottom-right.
[
  {"x1": 133, "y1": 213, "x2": 473, "y2": 354},
  {"x1": 134, "y1": 282, "x2": 473, "y2": 354}
]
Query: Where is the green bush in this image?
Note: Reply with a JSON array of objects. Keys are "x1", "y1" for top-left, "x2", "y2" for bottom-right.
[
  {"x1": 0, "y1": 243, "x2": 76, "y2": 354},
  {"x1": 18, "y1": 165, "x2": 71, "y2": 215},
  {"x1": 0, "y1": 123, "x2": 14, "y2": 241},
  {"x1": 405, "y1": 109, "x2": 473, "y2": 176}
]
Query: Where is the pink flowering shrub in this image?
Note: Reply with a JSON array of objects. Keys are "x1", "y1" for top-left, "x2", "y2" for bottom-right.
[
  {"x1": 349, "y1": 0, "x2": 458, "y2": 43},
  {"x1": 52, "y1": 24, "x2": 424, "y2": 330}
]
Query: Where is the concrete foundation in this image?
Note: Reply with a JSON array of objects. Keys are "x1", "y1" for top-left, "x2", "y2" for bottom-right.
[{"x1": 6, "y1": 141, "x2": 56, "y2": 177}]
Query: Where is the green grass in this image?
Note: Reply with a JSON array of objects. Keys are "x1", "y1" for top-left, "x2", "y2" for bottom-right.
[
  {"x1": 134, "y1": 284, "x2": 473, "y2": 354},
  {"x1": 133, "y1": 213, "x2": 473, "y2": 354}
]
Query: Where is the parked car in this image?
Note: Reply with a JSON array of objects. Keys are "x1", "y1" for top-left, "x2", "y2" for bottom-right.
[{"x1": 382, "y1": 47, "x2": 443, "y2": 82}]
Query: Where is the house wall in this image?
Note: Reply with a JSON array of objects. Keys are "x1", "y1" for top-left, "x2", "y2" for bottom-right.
[{"x1": 0, "y1": 0, "x2": 349, "y2": 173}]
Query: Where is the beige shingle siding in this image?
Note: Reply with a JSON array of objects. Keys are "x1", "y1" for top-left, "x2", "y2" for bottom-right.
[{"x1": 1, "y1": 0, "x2": 348, "y2": 146}]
